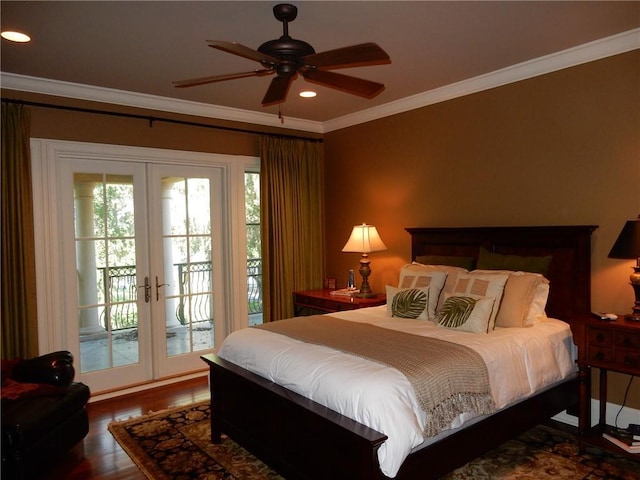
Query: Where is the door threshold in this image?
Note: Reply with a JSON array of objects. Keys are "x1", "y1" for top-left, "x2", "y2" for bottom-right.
[{"x1": 89, "y1": 370, "x2": 208, "y2": 403}]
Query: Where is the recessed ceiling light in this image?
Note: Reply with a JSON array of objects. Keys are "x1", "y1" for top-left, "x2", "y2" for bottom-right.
[
  {"x1": 299, "y1": 90, "x2": 317, "y2": 98},
  {"x1": 1, "y1": 31, "x2": 31, "y2": 43}
]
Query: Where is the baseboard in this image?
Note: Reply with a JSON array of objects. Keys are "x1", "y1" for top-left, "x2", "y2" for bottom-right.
[{"x1": 553, "y1": 401, "x2": 640, "y2": 429}]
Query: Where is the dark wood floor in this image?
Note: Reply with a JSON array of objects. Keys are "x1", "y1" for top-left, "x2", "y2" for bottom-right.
[
  {"x1": 46, "y1": 377, "x2": 210, "y2": 480},
  {"x1": 40, "y1": 376, "x2": 638, "y2": 479}
]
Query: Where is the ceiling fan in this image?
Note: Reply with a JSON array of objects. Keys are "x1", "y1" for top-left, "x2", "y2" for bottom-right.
[{"x1": 173, "y1": 3, "x2": 391, "y2": 107}]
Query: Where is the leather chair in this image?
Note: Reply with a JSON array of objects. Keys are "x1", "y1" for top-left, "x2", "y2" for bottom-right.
[{"x1": 1, "y1": 351, "x2": 90, "y2": 480}]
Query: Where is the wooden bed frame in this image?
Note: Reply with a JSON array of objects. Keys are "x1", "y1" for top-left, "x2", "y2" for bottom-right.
[{"x1": 202, "y1": 225, "x2": 597, "y2": 480}]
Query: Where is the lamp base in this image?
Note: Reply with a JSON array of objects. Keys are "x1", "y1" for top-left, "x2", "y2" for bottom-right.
[
  {"x1": 356, "y1": 255, "x2": 376, "y2": 298},
  {"x1": 628, "y1": 266, "x2": 640, "y2": 322},
  {"x1": 355, "y1": 292, "x2": 378, "y2": 299},
  {"x1": 625, "y1": 313, "x2": 640, "y2": 322}
]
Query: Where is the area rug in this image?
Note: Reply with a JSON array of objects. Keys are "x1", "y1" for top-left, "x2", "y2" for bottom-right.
[{"x1": 108, "y1": 401, "x2": 640, "y2": 480}]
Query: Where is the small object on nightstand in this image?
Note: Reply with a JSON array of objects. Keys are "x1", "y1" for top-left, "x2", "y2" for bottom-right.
[
  {"x1": 330, "y1": 288, "x2": 358, "y2": 297},
  {"x1": 591, "y1": 312, "x2": 618, "y2": 321},
  {"x1": 347, "y1": 269, "x2": 356, "y2": 290}
]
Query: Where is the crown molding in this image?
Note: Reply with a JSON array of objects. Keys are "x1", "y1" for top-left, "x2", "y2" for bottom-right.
[
  {"x1": 0, "y1": 73, "x2": 325, "y2": 134},
  {"x1": 323, "y1": 28, "x2": 640, "y2": 133},
  {"x1": 1, "y1": 28, "x2": 638, "y2": 135}
]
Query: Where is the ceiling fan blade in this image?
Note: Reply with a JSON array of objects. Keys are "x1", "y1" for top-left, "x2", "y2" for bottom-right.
[
  {"x1": 173, "y1": 69, "x2": 273, "y2": 88},
  {"x1": 262, "y1": 75, "x2": 295, "y2": 106},
  {"x1": 302, "y1": 43, "x2": 390, "y2": 70},
  {"x1": 207, "y1": 40, "x2": 280, "y2": 64},
  {"x1": 302, "y1": 70, "x2": 384, "y2": 99}
]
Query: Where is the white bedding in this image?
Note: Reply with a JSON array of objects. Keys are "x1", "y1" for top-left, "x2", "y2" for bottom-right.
[{"x1": 217, "y1": 306, "x2": 577, "y2": 478}]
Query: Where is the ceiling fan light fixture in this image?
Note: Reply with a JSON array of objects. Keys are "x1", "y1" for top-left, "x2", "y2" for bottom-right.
[
  {"x1": 1, "y1": 30, "x2": 31, "y2": 43},
  {"x1": 299, "y1": 90, "x2": 317, "y2": 98}
]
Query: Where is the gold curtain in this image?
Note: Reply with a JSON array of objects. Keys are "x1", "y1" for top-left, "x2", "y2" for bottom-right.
[
  {"x1": 260, "y1": 136, "x2": 324, "y2": 321},
  {"x1": 1, "y1": 103, "x2": 38, "y2": 359}
]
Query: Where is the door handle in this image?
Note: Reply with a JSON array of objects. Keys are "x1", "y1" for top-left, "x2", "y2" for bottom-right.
[
  {"x1": 156, "y1": 276, "x2": 169, "y2": 301},
  {"x1": 137, "y1": 276, "x2": 151, "y2": 303}
]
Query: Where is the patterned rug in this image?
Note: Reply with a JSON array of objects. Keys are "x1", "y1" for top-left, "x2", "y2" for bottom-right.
[{"x1": 108, "y1": 401, "x2": 640, "y2": 479}]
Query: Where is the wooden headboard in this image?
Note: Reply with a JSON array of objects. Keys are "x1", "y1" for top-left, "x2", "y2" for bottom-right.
[{"x1": 405, "y1": 225, "x2": 597, "y2": 323}]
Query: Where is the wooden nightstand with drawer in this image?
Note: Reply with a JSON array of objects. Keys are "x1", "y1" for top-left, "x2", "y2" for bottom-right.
[
  {"x1": 293, "y1": 289, "x2": 386, "y2": 316},
  {"x1": 576, "y1": 315, "x2": 640, "y2": 455}
]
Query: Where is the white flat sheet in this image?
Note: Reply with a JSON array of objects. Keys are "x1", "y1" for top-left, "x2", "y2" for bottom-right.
[{"x1": 218, "y1": 306, "x2": 577, "y2": 478}]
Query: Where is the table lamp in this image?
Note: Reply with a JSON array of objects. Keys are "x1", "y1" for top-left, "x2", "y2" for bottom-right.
[
  {"x1": 608, "y1": 215, "x2": 640, "y2": 321},
  {"x1": 342, "y1": 224, "x2": 387, "y2": 298}
]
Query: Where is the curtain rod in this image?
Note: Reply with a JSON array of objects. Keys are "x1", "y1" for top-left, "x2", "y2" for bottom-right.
[{"x1": 1, "y1": 97, "x2": 323, "y2": 143}]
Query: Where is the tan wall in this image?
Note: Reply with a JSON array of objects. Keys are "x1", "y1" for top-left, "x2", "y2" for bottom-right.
[{"x1": 324, "y1": 50, "x2": 640, "y2": 408}]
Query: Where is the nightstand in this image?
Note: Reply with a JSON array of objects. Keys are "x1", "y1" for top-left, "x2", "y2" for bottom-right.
[
  {"x1": 293, "y1": 289, "x2": 386, "y2": 316},
  {"x1": 576, "y1": 315, "x2": 640, "y2": 455}
]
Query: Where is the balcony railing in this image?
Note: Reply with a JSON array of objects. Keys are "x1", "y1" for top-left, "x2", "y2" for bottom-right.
[
  {"x1": 98, "y1": 259, "x2": 262, "y2": 330},
  {"x1": 175, "y1": 261, "x2": 213, "y2": 325},
  {"x1": 246, "y1": 258, "x2": 263, "y2": 314}
]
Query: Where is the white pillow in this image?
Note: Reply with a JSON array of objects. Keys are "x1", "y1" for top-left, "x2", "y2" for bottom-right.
[
  {"x1": 386, "y1": 285, "x2": 430, "y2": 320},
  {"x1": 398, "y1": 264, "x2": 448, "y2": 320},
  {"x1": 451, "y1": 272, "x2": 509, "y2": 330},
  {"x1": 472, "y1": 270, "x2": 550, "y2": 327},
  {"x1": 527, "y1": 282, "x2": 549, "y2": 324},
  {"x1": 437, "y1": 293, "x2": 495, "y2": 334}
]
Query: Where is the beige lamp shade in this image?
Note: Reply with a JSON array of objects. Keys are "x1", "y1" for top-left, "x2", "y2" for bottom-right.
[{"x1": 342, "y1": 224, "x2": 387, "y2": 253}]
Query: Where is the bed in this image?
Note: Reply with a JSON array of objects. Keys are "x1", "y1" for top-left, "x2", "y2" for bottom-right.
[{"x1": 201, "y1": 225, "x2": 597, "y2": 479}]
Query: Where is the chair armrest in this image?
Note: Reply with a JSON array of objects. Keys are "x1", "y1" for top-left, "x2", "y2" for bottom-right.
[{"x1": 11, "y1": 351, "x2": 75, "y2": 387}]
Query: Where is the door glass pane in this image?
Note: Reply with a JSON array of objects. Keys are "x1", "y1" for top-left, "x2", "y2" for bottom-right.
[
  {"x1": 245, "y1": 172, "x2": 262, "y2": 325},
  {"x1": 76, "y1": 174, "x2": 139, "y2": 372},
  {"x1": 161, "y1": 177, "x2": 214, "y2": 356}
]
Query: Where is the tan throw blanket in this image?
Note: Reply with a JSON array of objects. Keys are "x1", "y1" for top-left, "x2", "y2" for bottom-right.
[{"x1": 256, "y1": 315, "x2": 495, "y2": 437}]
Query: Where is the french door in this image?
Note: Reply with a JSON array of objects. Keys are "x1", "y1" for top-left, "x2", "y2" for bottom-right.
[
  {"x1": 147, "y1": 165, "x2": 226, "y2": 379},
  {"x1": 33, "y1": 140, "x2": 253, "y2": 393}
]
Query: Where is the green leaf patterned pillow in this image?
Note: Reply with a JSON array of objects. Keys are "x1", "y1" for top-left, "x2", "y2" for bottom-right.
[
  {"x1": 386, "y1": 285, "x2": 430, "y2": 320},
  {"x1": 398, "y1": 264, "x2": 448, "y2": 319},
  {"x1": 438, "y1": 293, "x2": 495, "y2": 333}
]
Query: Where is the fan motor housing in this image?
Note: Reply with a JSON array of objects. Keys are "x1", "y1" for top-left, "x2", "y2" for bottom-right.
[{"x1": 258, "y1": 37, "x2": 315, "y2": 60}]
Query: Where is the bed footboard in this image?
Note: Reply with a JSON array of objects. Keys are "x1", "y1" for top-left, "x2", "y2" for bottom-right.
[
  {"x1": 202, "y1": 353, "x2": 578, "y2": 480},
  {"x1": 202, "y1": 353, "x2": 388, "y2": 480}
]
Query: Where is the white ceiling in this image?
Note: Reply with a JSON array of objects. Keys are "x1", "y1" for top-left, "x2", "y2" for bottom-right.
[{"x1": 1, "y1": 1, "x2": 639, "y2": 129}]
